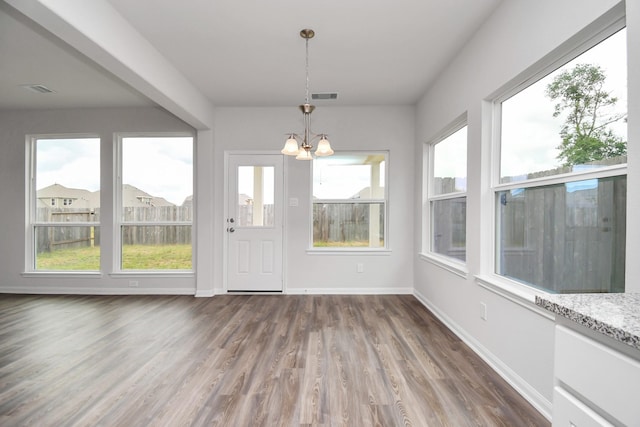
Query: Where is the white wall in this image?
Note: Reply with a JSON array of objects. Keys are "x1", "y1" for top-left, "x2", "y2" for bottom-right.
[
  {"x1": 0, "y1": 107, "x2": 198, "y2": 294},
  {"x1": 214, "y1": 106, "x2": 415, "y2": 294},
  {"x1": 0, "y1": 106, "x2": 416, "y2": 296},
  {"x1": 413, "y1": 0, "x2": 635, "y2": 419}
]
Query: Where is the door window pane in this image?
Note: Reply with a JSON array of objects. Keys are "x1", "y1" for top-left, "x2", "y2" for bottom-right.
[
  {"x1": 237, "y1": 166, "x2": 274, "y2": 227},
  {"x1": 497, "y1": 176, "x2": 626, "y2": 293}
]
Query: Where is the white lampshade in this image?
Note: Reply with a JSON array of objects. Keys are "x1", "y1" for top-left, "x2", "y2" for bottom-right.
[
  {"x1": 314, "y1": 136, "x2": 334, "y2": 156},
  {"x1": 281, "y1": 136, "x2": 299, "y2": 156},
  {"x1": 295, "y1": 148, "x2": 313, "y2": 160}
]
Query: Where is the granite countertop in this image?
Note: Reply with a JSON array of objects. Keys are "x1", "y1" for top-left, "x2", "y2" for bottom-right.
[{"x1": 535, "y1": 293, "x2": 640, "y2": 351}]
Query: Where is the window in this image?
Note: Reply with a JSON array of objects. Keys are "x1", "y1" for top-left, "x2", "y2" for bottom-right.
[
  {"x1": 29, "y1": 136, "x2": 100, "y2": 271},
  {"x1": 118, "y1": 136, "x2": 193, "y2": 270},
  {"x1": 237, "y1": 165, "x2": 274, "y2": 227},
  {"x1": 312, "y1": 152, "x2": 387, "y2": 249},
  {"x1": 495, "y1": 25, "x2": 626, "y2": 293},
  {"x1": 428, "y1": 125, "x2": 467, "y2": 262}
]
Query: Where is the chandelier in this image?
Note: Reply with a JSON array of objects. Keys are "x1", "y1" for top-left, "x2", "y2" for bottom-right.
[{"x1": 281, "y1": 29, "x2": 334, "y2": 160}]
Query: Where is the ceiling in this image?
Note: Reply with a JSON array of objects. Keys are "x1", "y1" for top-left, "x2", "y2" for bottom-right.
[
  {"x1": 0, "y1": 2, "x2": 151, "y2": 110},
  {"x1": 0, "y1": 0, "x2": 502, "y2": 110}
]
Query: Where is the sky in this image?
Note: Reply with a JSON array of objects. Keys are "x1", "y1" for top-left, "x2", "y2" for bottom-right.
[
  {"x1": 36, "y1": 138, "x2": 100, "y2": 191},
  {"x1": 432, "y1": 28, "x2": 627, "y2": 180},
  {"x1": 500, "y1": 28, "x2": 627, "y2": 179},
  {"x1": 37, "y1": 136, "x2": 193, "y2": 206},
  {"x1": 312, "y1": 155, "x2": 385, "y2": 199},
  {"x1": 433, "y1": 126, "x2": 467, "y2": 193}
]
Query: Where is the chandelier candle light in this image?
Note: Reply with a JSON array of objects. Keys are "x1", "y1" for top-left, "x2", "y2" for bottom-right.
[{"x1": 281, "y1": 29, "x2": 334, "y2": 160}]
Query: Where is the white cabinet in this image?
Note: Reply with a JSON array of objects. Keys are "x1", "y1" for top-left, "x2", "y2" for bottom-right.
[
  {"x1": 553, "y1": 325, "x2": 640, "y2": 426},
  {"x1": 554, "y1": 386, "x2": 614, "y2": 427}
]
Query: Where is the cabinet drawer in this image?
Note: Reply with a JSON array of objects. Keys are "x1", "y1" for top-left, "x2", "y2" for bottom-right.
[
  {"x1": 553, "y1": 387, "x2": 613, "y2": 427},
  {"x1": 555, "y1": 325, "x2": 640, "y2": 426}
]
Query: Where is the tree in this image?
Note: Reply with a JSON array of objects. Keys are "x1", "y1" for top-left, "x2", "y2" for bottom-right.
[{"x1": 546, "y1": 63, "x2": 626, "y2": 166}]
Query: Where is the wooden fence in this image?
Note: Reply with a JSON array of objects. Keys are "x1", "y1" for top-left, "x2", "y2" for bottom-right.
[
  {"x1": 35, "y1": 208, "x2": 100, "y2": 253},
  {"x1": 496, "y1": 177, "x2": 626, "y2": 293},
  {"x1": 432, "y1": 176, "x2": 626, "y2": 293},
  {"x1": 121, "y1": 206, "x2": 192, "y2": 246},
  {"x1": 36, "y1": 206, "x2": 192, "y2": 252},
  {"x1": 37, "y1": 182, "x2": 627, "y2": 293},
  {"x1": 313, "y1": 203, "x2": 385, "y2": 245}
]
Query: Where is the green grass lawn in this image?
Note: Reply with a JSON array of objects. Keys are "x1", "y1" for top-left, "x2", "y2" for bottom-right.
[{"x1": 37, "y1": 244, "x2": 192, "y2": 270}]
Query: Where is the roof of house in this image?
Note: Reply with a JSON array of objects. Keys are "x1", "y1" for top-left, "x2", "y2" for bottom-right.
[{"x1": 36, "y1": 183, "x2": 178, "y2": 209}]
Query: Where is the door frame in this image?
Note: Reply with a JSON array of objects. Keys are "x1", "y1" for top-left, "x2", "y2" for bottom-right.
[{"x1": 223, "y1": 150, "x2": 288, "y2": 293}]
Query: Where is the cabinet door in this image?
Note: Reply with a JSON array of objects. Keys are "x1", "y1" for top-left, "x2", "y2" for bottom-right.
[
  {"x1": 553, "y1": 387, "x2": 613, "y2": 427},
  {"x1": 555, "y1": 325, "x2": 640, "y2": 426}
]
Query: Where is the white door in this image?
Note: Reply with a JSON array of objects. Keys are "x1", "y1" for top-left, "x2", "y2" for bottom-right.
[{"x1": 226, "y1": 154, "x2": 283, "y2": 292}]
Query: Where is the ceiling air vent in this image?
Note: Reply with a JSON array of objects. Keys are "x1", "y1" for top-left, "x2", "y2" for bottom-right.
[
  {"x1": 312, "y1": 92, "x2": 338, "y2": 100},
  {"x1": 21, "y1": 84, "x2": 56, "y2": 94}
]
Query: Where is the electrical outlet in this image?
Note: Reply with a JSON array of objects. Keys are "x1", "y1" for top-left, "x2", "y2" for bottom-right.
[
  {"x1": 357, "y1": 263, "x2": 364, "y2": 273},
  {"x1": 129, "y1": 280, "x2": 139, "y2": 287},
  {"x1": 480, "y1": 302, "x2": 487, "y2": 321}
]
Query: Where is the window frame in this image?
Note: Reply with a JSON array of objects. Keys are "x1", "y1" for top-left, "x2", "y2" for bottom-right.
[
  {"x1": 490, "y1": 17, "x2": 627, "y2": 294},
  {"x1": 114, "y1": 133, "x2": 195, "y2": 273},
  {"x1": 25, "y1": 134, "x2": 101, "y2": 274},
  {"x1": 422, "y1": 117, "x2": 468, "y2": 272},
  {"x1": 309, "y1": 150, "x2": 390, "y2": 253}
]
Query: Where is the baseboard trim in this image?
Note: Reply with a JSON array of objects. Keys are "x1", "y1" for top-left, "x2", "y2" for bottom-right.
[
  {"x1": 195, "y1": 289, "x2": 215, "y2": 297},
  {"x1": 287, "y1": 287, "x2": 414, "y2": 295},
  {"x1": 413, "y1": 289, "x2": 552, "y2": 421},
  {"x1": 0, "y1": 287, "x2": 195, "y2": 296}
]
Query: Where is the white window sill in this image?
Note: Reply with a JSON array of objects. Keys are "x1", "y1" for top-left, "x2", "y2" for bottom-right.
[
  {"x1": 306, "y1": 249, "x2": 391, "y2": 256},
  {"x1": 109, "y1": 271, "x2": 194, "y2": 279},
  {"x1": 474, "y1": 274, "x2": 554, "y2": 319},
  {"x1": 22, "y1": 271, "x2": 103, "y2": 279},
  {"x1": 419, "y1": 252, "x2": 468, "y2": 279}
]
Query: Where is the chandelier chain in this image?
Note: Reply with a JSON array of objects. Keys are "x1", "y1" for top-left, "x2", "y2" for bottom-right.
[{"x1": 305, "y1": 37, "x2": 310, "y2": 104}]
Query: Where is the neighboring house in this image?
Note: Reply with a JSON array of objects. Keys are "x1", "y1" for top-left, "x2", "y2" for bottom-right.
[
  {"x1": 36, "y1": 183, "x2": 175, "y2": 209},
  {"x1": 36, "y1": 183, "x2": 98, "y2": 209},
  {"x1": 122, "y1": 184, "x2": 174, "y2": 208}
]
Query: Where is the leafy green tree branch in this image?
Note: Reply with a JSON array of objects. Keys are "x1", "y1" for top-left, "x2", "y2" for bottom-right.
[{"x1": 546, "y1": 63, "x2": 626, "y2": 166}]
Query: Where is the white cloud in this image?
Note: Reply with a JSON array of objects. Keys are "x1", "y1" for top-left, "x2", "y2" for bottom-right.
[
  {"x1": 36, "y1": 136, "x2": 193, "y2": 206},
  {"x1": 122, "y1": 137, "x2": 193, "y2": 205},
  {"x1": 36, "y1": 138, "x2": 100, "y2": 191}
]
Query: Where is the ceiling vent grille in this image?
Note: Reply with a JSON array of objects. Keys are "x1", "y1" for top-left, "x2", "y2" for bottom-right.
[{"x1": 312, "y1": 92, "x2": 338, "y2": 100}]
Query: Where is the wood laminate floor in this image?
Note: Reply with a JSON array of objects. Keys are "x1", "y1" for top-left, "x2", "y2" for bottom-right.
[{"x1": 0, "y1": 294, "x2": 549, "y2": 426}]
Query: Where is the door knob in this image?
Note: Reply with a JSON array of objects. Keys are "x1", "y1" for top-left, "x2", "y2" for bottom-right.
[{"x1": 227, "y1": 227, "x2": 235, "y2": 233}]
